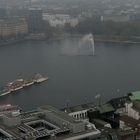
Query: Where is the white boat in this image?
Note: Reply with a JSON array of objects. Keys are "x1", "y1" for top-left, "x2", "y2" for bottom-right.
[
  {"x1": 35, "y1": 77, "x2": 48, "y2": 83},
  {"x1": 7, "y1": 79, "x2": 24, "y2": 92},
  {"x1": 11, "y1": 86, "x2": 23, "y2": 91},
  {"x1": 34, "y1": 74, "x2": 48, "y2": 83},
  {"x1": 24, "y1": 80, "x2": 35, "y2": 86},
  {"x1": 0, "y1": 74, "x2": 48, "y2": 97}
]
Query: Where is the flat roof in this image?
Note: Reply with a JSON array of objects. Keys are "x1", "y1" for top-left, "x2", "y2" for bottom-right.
[
  {"x1": 93, "y1": 119, "x2": 109, "y2": 125},
  {"x1": 50, "y1": 129, "x2": 101, "y2": 140},
  {"x1": 62, "y1": 103, "x2": 95, "y2": 113},
  {"x1": 89, "y1": 103, "x2": 115, "y2": 114},
  {"x1": 0, "y1": 105, "x2": 101, "y2": 140},
  {"x1": 120, "y1": 115, "x2": 140, "y2": 128},
  {"x1": 39, "y1": 105, "x2": 83, "y2": 124}
]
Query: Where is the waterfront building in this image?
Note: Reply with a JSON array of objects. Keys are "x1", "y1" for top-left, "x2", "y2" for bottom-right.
[
  {"x1": 63, "y1": 102, "x2": 120, "y2": 129},
  {"x1": 0, "y1": 105, "x2": 101, "y2": 140},
  {"x1": 63, "y1": 103, "x2": 116, "y2": 123},
  {"x1": 28, "y1": 7, "x2": 43, "y2": 33},
  {"x1": 43, "y1": 13, "x2": 79, "y2": 27},
  {"x1": 0, "y1": 8, "x2": 6, "y2": 19},
  {"x1": 63, "y1": 103, "x2": 95, "y2": 120},
  {"x1": 101, "y1": 14, "x2": 130, "y2": 22},
  {"x1": 0, "y1": 18, "x2": 28, "y2": 41},
  {"x1": 0, "y1": 0, "x2": 26, "y2": 9}
]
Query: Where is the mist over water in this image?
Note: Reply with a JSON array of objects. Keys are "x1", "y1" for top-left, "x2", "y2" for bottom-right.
[{"x1": 61, "y1": 34, "x2": 95, "y2": 56}]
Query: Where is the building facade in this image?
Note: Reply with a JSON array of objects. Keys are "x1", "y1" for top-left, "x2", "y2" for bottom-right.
[
  {"x1": 0, "y1": 105, "x2": 101, "y2": 140},
  {"x1": 28, "y1": 8, "x2": 43, "y2": 33},
  {"x1": 125, "y1": 101, "x2": 140, "y2": 120},
  {"x1": 0, "y1": 18, "x2": 28, "y2": 41}
]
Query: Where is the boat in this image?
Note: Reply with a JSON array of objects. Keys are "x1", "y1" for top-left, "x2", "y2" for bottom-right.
[
  {"x1": 34, "y1": 74, "x2": 48, "y2": 83},
  {"x1": 0, "y1": 74, "x2": 48, "y2": 97},
  {"x1": 0, "y1": 88, "x2": 11, "y2": 96},
  {"x1": 0, "y1": 104, "x2": 21, "y2": 114},
  {"x1": 24, "y1": 79, "x2": 35, "y2": 86},
  {"x1": 7, "y1": 79, "x2": 24, "y2": 91}
]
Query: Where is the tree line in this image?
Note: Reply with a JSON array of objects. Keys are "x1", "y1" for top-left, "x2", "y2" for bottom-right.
[{"x1": 64, "y1": 17, "x2": 140, "y2": 41}]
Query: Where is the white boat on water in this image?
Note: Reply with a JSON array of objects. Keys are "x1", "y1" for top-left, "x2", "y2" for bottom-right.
[
  {"x1": 0, "y1": 74, "x2": 48, "y2": 97},
  {"x1": 34, "y1": 74, "x2": 48, "y2": 83},
  {"x1": 0, "y1": 104, "x2": 20, "y2": 115},
  {"x1": 7, "y1": 79, "x2": 24, "y2": 92},
  {"x1": 24, "y1": 80, "x2": 35, "y2": 86},
  {"x1": 35, "y1": 77, "x2": 48, "y2": 83}
]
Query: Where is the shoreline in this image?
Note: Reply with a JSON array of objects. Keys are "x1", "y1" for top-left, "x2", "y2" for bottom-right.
[
  {"x1": 1, "y1": 34, "x2": 140, "y2": 47},
  {"x1": 0, "y1": 38, "x2": 28, "y2": 47},
  {"x1": 94, "y1": 38, "x2": 140, "y2": 44}
]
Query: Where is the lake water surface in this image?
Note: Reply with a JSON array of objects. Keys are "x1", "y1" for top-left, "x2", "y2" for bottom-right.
[{"x1": 0, "y1": 38, "x2": 140, "y2": 110}]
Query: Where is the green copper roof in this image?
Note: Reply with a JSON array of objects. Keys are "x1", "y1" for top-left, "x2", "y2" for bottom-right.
[
  {"x1": 130, "y1": 91, "x2": 140, "y2": 100},
  {"x1": 97, "y1": 103, "x2": 115, "y2": 113}
]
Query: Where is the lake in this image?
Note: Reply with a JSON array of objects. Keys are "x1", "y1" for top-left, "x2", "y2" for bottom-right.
[{"x1": 0, "y1": 37, "x2": 140, "y2": 110}]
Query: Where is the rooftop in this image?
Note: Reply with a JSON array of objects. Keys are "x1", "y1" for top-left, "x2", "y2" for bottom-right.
[
  {"x1": 89, "y1": 103, "x2": 115, "y2": 114},
  {"x1": 129, "y1": 91, "x2": 140, "y2": 101},
  {"x1": 0, "y1": 105, "x2": 101, "y2": 140},
  {"x1": 39, "y1": 105, "x2": 83, "y2": 124},
  {"x1": 62, "y1": 102, "x2": 95, "y2": 113},
  {"x1": 120, "y1": 115, "x2": 140, "y2": 129},
  {"x1": 132, "y1": 100, "x2": 140, "y2": 112},
  {"x1": 108, "y1": 95, "x2": 130, "y2": 109}
]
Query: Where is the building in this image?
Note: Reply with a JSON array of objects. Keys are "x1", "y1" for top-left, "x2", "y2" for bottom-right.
[
  {"x1": 63, "y1": 102, "x2": 119, "y2": 129},
  {"x1": 92, "y1": 119, "x2": 112, "y2": 129},
  {"x1": 87, "y1": 103, "x2": 115, "y2": 120},
  {"x1": 0, "y1": 0, "x2": 26, "y2": 9},
  {"x1": 63, "y1": 103, "x2": 95, "y2": 120},
  {"x1": 28, "y1": 8, "x2": 43, "y2": 33},
  {"x1": 101, "y1": 14, "x2": 130, "y2": 22},
  {"x1": 43, "y1": 13, "x2": 79, "y2": 27},
  {"x1": 125, "y1": 91, "x2": 140, "y2": 120},
  {"x1": 125, "y1": 100, "x2": 140, "y2": 120},
  {"x1": 0, "y1": 18, "x2": 28, "y2": 41},
  {"x1": 119, "y1": 115, "x2": 140, "y2": 140},
  {"x1": 0, "y1": 105, "x2": 101, "y2": 140},
  {"x1": 107, "y1": 96, "x2": 130, "y2": 114},
  {"x1": 0, "y1": 8, "x2": 6, "y2": 19}
]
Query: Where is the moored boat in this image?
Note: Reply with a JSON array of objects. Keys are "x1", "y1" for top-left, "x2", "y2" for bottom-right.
[
  {"x1": 0, "y1": 104, "x2": 21, "y2": 115},
  {"x1": 34, "y1": 73, "x2": 48, "y2": 83},
  {"x1": 0, "y1": 73, "x2": 48, "y2": 97},
  {"x1": 24, "y1": 79, "x2": 35, "y2": 86},
  {"x1": 7, "y1": 79, "x2": 24, "y2": 92}
]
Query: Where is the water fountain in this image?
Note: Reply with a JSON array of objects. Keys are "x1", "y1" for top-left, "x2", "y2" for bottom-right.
[
  {"x1": 82, "y1": 34, "x2": 95, "y2": 56},
  {"x1": 61, "y1": 33, "x2": 95, "y2": 56}
]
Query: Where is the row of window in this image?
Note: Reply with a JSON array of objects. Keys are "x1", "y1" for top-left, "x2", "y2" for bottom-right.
[{"x1": 71, "y1": 112, "x2": 87, "y2": 119}]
